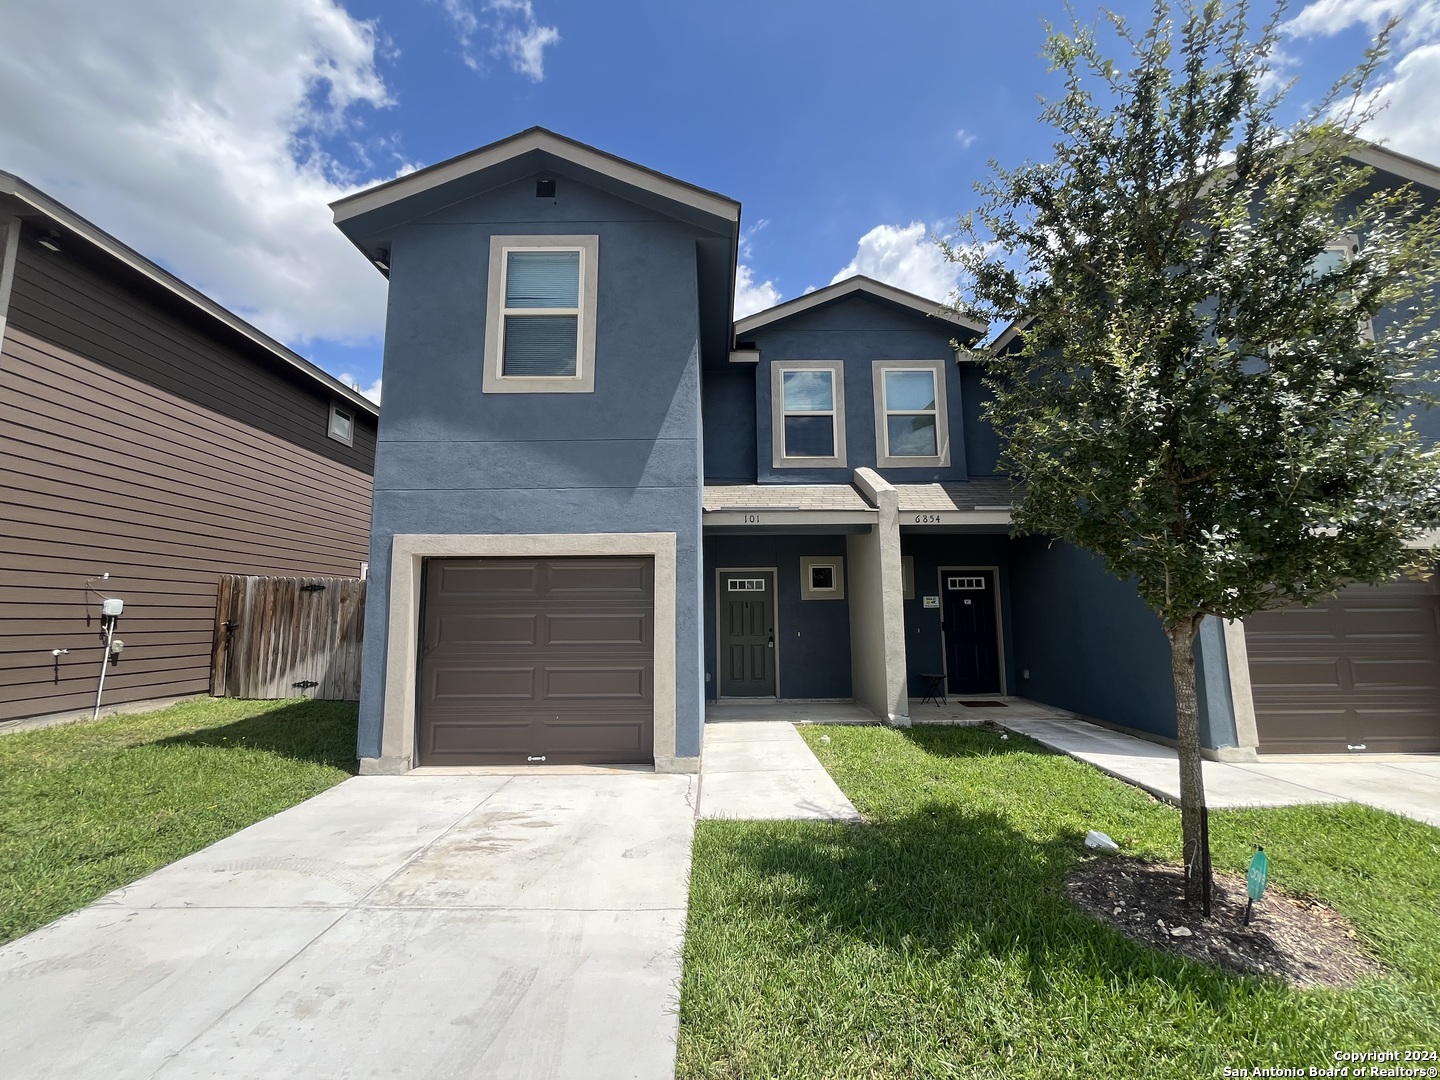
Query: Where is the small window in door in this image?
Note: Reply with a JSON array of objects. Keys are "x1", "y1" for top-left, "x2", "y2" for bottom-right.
[
  {"x1": 728, "y1": 578, "x2": 766, "y2": 592},
  {"x1": 947, "y1": 575, "x2": 986, "y2": 590}
]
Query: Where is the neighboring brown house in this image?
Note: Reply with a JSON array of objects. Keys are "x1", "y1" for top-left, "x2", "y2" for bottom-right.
[{"x1": 0, "y1": 172, "x2": 377, "y2": 724}]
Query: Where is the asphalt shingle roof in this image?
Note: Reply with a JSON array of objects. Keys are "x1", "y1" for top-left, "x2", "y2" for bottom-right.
[
  {"x1": 894, "y1": 478, "x2": 1021, "y2": 512},
  {"x1": 702, "y1": 484, "x2": 875, "y2": 512}
]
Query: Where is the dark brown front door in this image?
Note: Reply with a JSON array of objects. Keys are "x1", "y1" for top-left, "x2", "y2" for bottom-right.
[
  {"x1": 417, "y1": 557, "x2": 654, "y2": 766},
  {"x1": 1246, "y1": 579, "x2": 1440, "y2": 753}
]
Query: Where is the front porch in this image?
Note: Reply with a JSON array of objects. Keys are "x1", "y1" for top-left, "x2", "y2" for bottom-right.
[{"x1": 705, "y1": 696, "x2": 1075, "y2": 727}]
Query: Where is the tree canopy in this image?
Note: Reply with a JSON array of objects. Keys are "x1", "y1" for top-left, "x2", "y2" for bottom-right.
[
  {"x1": 949, "y1": 0, "x2": 1440, "y2": 908},
  {"x1": 954, "y1": 0, "x2": 1440, "y2": 632}
]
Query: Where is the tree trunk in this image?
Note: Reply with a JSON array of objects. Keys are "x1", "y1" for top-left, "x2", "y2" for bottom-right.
[{"x1": 1168, "y1": 618, "x2": 1211, "y2": 912}]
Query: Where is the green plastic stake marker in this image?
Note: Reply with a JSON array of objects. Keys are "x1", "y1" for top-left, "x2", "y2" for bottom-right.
[{"x1": 1244, "y1": 847, "x2": 1269, "y2": 926}]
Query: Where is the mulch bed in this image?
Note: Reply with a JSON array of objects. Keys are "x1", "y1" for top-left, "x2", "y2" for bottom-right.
[{"x1": 1066, "y1": 857, "x2": 1387, "y2": 988}]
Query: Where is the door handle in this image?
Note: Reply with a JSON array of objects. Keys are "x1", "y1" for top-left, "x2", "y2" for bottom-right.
[{"x1": 767, "y1": 634, "x2": 774, "y2": 649}]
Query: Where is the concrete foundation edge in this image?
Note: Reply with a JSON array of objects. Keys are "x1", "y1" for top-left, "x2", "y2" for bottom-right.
[{"x1": 359, "y1": 755, "x2": 411, "y2": 775}]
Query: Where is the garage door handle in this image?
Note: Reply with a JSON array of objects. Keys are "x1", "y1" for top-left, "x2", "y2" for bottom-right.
[{"x1": 1347, "y1": 743, "x2": 1367, "y2": 751}]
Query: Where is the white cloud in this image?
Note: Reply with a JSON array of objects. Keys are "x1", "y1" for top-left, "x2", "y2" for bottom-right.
[
  {"x1": 955, "y1": 129, "x2": 978, "y2": 149},
  {"x1": 1287, "y1": 1, "x2": 1440, "y2": 162},
  {"x1": 734, "y1": 264, "x2": 782, "y2": 319},
  {"x1": 830, "y1": 222, "x2": 964, "y2": 303},
  {"x1": 1287, "y1": 0, "x2": 1440, "y2": 46},
  {"x1": 340, "y1": 372, "x2": 383, "y2": 402},
  {"x1": 438, "y1": 0, "x2": 560, "y2": 81},
  {"x1": 436, "y1": 0, "x2": 483, "y2": 70},
  {"x1": 0, "y1": 0, "x2": 402, "y2": 350}
]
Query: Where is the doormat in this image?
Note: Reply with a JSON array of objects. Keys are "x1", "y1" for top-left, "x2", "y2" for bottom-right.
[{"x1": 958, "y1": 700, "x2": 1008, "y2": 708}]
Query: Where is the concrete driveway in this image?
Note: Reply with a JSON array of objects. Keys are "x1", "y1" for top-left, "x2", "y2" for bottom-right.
[
  {"x1": 1004, "y1": 715, "x2": 1440, "y2": 827},
  {"x1": 0, "y1": 772, "x2": 696, "y2": 1080}
]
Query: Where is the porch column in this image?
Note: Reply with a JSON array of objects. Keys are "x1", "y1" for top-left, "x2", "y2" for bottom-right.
[{"x1": 847, "y1": 468, "x2": 909, "y2": 725}]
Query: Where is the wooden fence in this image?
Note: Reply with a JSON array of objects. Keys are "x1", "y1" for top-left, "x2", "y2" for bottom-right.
[{"x1": 211, "y1": 575, "x2": 366, "y2": 701}]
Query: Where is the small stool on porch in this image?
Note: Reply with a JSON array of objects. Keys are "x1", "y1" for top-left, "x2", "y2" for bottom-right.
[{"x1": 918, "y1": 673, "x2": 947, "y2": 707}]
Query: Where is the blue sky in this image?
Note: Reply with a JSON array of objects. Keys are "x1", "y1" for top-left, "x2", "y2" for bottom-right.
[{"x1": 3, "y1": 1, "x2": 1435, "y2": 402}]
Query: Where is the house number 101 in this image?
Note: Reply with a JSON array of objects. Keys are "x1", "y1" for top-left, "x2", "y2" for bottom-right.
[{"x1": 743, "y1": 513, "x2": 762, "y2": 523}]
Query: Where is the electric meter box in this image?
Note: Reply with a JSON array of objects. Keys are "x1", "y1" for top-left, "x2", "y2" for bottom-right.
[{"x1": 101, "y1": 598, "x2": 124, "y2": 617}]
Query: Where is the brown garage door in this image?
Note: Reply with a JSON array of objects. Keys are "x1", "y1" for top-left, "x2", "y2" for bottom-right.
[
  {"x1": 1246, "y1": 578, "x2": 1440, "y2": 754},
  {"x1": 417, "y1": 557, "x2": 654, "y2": 766}
]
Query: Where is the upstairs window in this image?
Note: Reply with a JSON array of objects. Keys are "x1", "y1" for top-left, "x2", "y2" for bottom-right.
[
  {"x1": 1309, "y1": 234, "x2": 1373, "y2": 341},
  {"x1": 771, "y1": 360, "x2": 846, "y2": 469},
  {"x1": 872, "y1": 359, "x2": 950, "y2": 468},
  {"x1": 503, "y1": 250, "x2": 581, "y2": 375},
  {"x1": 483, "y1": 234, "x2": 598, "y2": 394},
  {"x1": 328, "y1": 404, "x2": 354, "y2": 446}
]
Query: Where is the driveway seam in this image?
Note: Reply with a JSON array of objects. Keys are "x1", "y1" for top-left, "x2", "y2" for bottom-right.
[{"x1": 144, "y1": 907, "x2": 349, "y2": 1080}]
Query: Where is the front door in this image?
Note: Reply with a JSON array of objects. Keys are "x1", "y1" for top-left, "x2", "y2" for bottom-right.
[
  {"x1": 719, "y1": 570, "x2": 776, "y2": 696},
  {"x1": 942, "y1": 568, "x2": 1002, "y2": 695}
]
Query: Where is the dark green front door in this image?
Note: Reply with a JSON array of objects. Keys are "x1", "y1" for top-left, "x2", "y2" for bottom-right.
[{"x1": 720, "y1": 571, "x2": 775, "y2": 696}]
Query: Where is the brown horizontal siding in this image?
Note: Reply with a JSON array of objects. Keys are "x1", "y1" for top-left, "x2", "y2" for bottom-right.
[
  {"x1": 3, "y1": 334, "x2": 370, "y2": 505},
  {"x1": 0, "y1": 248, "x2": 374, "y2": 723},
  {"x1": 0, "y1": 528, "x2": 357, "y2": 581},
  {"x1": 2, "y1": 675, "x2": 214, "y2": 720},
  {"x1": 7, "y1": 245, "x2": 376, "y2": 468}
]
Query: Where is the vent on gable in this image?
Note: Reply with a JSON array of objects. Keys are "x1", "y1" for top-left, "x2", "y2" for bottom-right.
[{"x1": 536, "y1": 178, "x2": 557, "y2": 199}]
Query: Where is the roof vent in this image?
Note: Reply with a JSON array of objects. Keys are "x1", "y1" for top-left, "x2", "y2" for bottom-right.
[{"x1": 536, "y1": 178, "x2": 556, "y2": 199}]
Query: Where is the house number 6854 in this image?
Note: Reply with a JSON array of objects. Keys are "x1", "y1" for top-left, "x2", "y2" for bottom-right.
[{"x1": 913, "y1": 513, "x2": 942, "y2": 524}]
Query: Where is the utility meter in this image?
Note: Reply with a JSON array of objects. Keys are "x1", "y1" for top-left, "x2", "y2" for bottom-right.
[
  {"x1": 110, "y1": 639, "x2": 125, "y2": 655},
  {"x1": 101, "y1": 598, "x2": 124, "y2": 617}
]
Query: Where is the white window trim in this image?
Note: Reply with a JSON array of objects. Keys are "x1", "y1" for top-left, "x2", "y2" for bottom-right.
[
  {"x1": 872, "y1": 359, "x2": 950, "y2": 468},
  {"x1": 800, "y1": 555, "x2": 845, "y2": 601},
  {"x1": 327, "y1": 403, "x2": 355, "y2": 446},
  {"x1": 483, "y1": 234, "x2": 599, "y2": 394},
  {"x1": 771, "y1": 360, "x2": 847, "y2": 469}
]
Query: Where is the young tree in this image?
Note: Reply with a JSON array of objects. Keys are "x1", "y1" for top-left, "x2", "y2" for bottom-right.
[{"x1": 952, "y1": 0, "x2": 1440, "y2": 908}]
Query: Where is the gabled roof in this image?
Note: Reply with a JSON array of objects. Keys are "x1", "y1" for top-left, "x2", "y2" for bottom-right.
[
  {"x1": 989, "y1": 316, "x2": 1033, "y2": 355},
  {"x1": 0, "y1": 170, "x2": 378, "y2": 417},
  {"x1": 734, "y1": 275, "x2": 986, "y2": 338},
  {"x1": 1349, "y1": 142, "x2": 1440, "y2": 191},
  {"x1": 331, "y1": 126, "x2": 740, "y2": 263},
  {"x1": 978, "y1": 143, "x2": 1440, "y2": 359}
]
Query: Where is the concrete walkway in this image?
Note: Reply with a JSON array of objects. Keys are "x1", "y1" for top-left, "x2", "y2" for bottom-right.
[
  {"x1": 0, "y1": 772, "x2": 696, "y2": 1080},
  {"x1": 1004, "y1": 715, "x2": 1440, "y2": 827},
  {"x1": 699, "y1": 717, "x2": 862, "y2": 822}
]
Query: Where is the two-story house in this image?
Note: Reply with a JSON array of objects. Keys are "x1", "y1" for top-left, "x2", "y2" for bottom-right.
[
  {"x1": 1, "y1": 171, "x2": 376, "y2": 724},
  {"x1": 334, "y1": 127, "x2": 1438, "y2": 774}
]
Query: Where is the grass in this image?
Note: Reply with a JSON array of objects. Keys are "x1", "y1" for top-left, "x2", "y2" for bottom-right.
[
  {"x1": 0, "y1": 697, "x2": 358, "y2": 944},
  {"x1": 677, "y1": 724, "x2": 1440, "y2": 1079}
]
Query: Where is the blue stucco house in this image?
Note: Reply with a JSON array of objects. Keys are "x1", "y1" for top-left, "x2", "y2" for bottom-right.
[{"x1": 332, "y1": 128, "x2": 1440, "y2": 774}]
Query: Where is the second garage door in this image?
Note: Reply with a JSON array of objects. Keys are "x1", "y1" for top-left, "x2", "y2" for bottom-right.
[
  {"x1": 417, "y1": 557, "x2": 655, "y2": 766},
  {"x1": 1245, "y1": 578, "x2": 1440, "y2": 754}
]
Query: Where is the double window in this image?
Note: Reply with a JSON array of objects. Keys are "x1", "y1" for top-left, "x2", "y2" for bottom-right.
[
  {"x1": 771, "y1": 360, "x2": 846, "y2": 468},
  {"x1": 483, "y1": 235, "x2": 598, "y2": 393},
  {"x1": 872, "y1": 360, "x2": 950, "y2": 468}
]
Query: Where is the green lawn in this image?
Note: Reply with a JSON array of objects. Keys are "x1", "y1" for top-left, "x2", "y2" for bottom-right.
[
  {"x1": 677, "y1": 725, "x2": 1440, "y2": 1079},
  {"x1": 0, "y1": 698, "x2": 358, "y2": 944}
]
